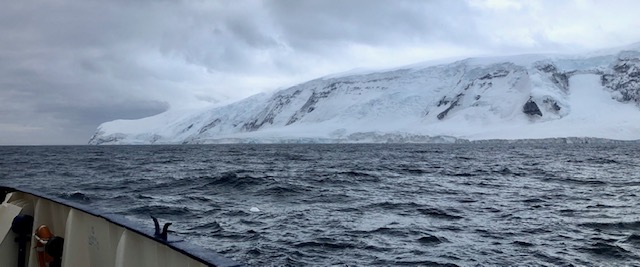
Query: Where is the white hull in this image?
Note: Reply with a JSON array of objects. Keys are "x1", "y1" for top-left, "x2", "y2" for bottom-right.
[{"x1": 0, "y1": 186, "x2": 243, "y2": 267}]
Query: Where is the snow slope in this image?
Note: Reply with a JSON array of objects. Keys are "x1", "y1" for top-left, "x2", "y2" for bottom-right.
[{"x1": 89, "y1": 45, "x2": 640, "y2": 144}]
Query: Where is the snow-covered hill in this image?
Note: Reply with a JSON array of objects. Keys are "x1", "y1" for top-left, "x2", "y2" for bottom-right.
[{"x1": 89, "y1": 45, "x2": 640, "y2": 144}]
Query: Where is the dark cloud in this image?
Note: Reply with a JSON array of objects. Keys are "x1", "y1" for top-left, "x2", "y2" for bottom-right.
[
  {"x1": 0, "y1": 58, "x2": 169, "y2": 145},
  {"x1": 0, "y1": 101, "x2": 167, "y2": 145},
  {"x1": 1, "y1": 0, "x2": 639, "y2": 144},
  {"x1": 266, "y1": 0, "x2": 475, "y2": 49}
]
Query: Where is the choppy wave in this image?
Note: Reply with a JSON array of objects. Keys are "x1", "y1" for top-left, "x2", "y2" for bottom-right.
[
  {"x1": 58, "y1": 191, "x2": 93, "y2": 204},
  {"x1": 1, "y1": 143, "x2": 640, "y2": 266}
]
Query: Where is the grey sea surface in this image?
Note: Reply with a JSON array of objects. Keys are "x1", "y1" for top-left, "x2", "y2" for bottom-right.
[{"x1": 1, "y1": 144, "x2": 639, "y2": 266}]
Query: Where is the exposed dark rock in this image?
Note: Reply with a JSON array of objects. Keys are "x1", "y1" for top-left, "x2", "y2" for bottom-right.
[
  {"x1": 287, "y1": 84, "x2": 339, "y2": 125},
  {"x1": 364, "y1": 76, "x2": 400, "y2": 83},
  {"x1": 551, "y1": 72, "x2": 570, "y2": 91},
  {"x1": 437, "y1": 91, "x2": 471, "y2": 120},
  {"x1": 287, "y1": 92, "x2": 321, "y2": 125},
  {"x1": 438, "y1": 98, "x2": 460, "y2": 120},
  {"x1": 613, "y1": 62, "x2": 632, "y2": 73},
  {"x1": 602, "y1": 58, "x2": 640, "y2": 104},
  {"x1": 479, "y1": 69, "x2": 509, "y2": 80},
  {"x1": 523, "y1": 99, "x2": 543, "y2": 116},
  {"x1": 243, "y1": 90, "x2": 302, "y2": 131},
  {"x1": 149, "y1": 134, "x2": 162, "y2": 144},
  {"x1": 537, "y1": 64, "x2": 558, "y2": 73},
  {"x1": 543, "y1": 98, "x2": 561, "y2": 112},
  {"x1": 88, "y1": 132, "x2": 125, "y2": 145},
  {"x1": 536, "y1": 63, "x2": 570, "y2": 91},
  {"x1": 601, "y1": 74, "x2": 615, "y2": 86},
  {"x1": 199, "y1": 118, "x2": 222, "y2": 134},
  {"x1": 437, "y1": 96, "x2": 450, "y2": 107}
]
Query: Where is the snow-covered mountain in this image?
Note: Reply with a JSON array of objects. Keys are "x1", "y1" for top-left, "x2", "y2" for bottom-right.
[{"x1": 89, "y1": 45, "x2": 640, "y2": 144}]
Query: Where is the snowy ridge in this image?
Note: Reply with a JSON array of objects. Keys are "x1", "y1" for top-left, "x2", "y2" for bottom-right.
[{"x1": 89, "y1": 46, "x2": 640, "y2": 145}]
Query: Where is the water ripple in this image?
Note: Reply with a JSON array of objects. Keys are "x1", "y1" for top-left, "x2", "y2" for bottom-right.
[{"x1": 1, "y1": 143, "x2": 640, "y2": 266}]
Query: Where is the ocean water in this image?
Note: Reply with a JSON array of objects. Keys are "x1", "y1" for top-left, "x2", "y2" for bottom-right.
[{"x1": 1, "y1": 144, "x2": 640, "y2": 266}]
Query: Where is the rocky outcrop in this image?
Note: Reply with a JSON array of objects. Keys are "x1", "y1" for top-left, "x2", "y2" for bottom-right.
[
  {"x1": 437, "y1": 95, "x2": 462, "y2": 120},
  {"x1": 242, "y1": 89, "x2": 303, "y2": 131},
  {"x1": 198, "y1": 119, "x2": 221, "y2": 134},
  {"x1": 286, "y1": 84, "x2": 337, "y2": 125},
  {"x1": 537, "y1": 63, "x2": 570, "y2": 92},
  {"x1": 523, "y1": 98, "x2": 543, "y2": 116},
  {"x1": 88, "y1": 131, "x2": 125, "y2": 145},
  {"x1": 479, "y1": 69, "x2": 510, "y2": 80},
  {"x1": 542, "y1": 98, "x2": 561, "y2": 112},
  {"x1": 602, "y1": 56, "x2": 640, "y2": 104}
]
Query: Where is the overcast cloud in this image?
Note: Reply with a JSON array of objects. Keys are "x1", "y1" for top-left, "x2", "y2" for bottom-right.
[{"x1": 1, "y1": 0, "x2": 639, "y2": 145}]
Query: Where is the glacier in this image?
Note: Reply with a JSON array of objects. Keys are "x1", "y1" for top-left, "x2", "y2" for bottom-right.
[{"x1": 89, "y1": 45, "x2": 640, "y2": 145}]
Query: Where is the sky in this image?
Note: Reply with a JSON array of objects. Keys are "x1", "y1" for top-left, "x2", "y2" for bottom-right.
[{"x1": 1, "y1": 0, "x2": 640, "y2": 145}]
